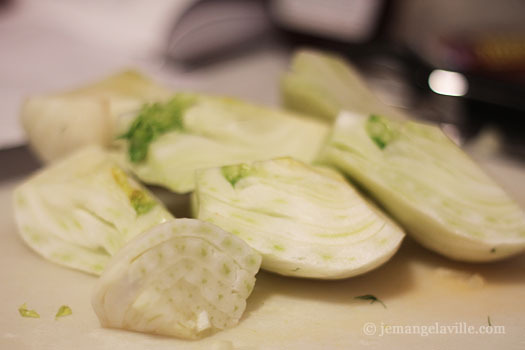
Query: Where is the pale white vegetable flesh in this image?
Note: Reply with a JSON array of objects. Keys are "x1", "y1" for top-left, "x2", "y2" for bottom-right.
[
  {"x1": 122, "y1": 94, "x2": 330, "y2": 193},
  {"x1": 21, "y1": 70, "x2": 172, "y2": 163},
  {"x1": 13, "y1": 146, "x2": 173, "y2": 275},
  {"x1": 281, "y1": 49, "x2": 408, "y2": 122},
  {"x1": 91, "y1": 218, "x2": 262, "y2": 339},
  {"x1": 193, "y1": 158, "x2": 405, "y2": 279},
  {"x1": 320, "y1": 111, "x2": 525, "y2": 262}
]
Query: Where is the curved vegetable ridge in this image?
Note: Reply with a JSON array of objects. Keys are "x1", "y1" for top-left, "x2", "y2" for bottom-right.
[
  {"x1": 91, "y1": 218, "x2": 262, "y2": 339},
  {"x1": 193, "y1": 158, "x2": 405, "y2": 279}
]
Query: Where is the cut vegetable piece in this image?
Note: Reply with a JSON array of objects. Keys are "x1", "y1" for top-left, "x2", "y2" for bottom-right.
[
  {"x1": 91, "y1": 218, "x2": 261, "y2": 339},
  {"x1": 320, "y1": 111, "x2": 525, "y2": 262},
  {"x1": 55, "y1": 305, "x2": 73, "y2": 319},
  {"x1": 13, "y1": 146, "x2": 173, "y2": 275},
  {"x1": 21, "y1": 70, "x2": 172, "y2": 163},
  {"x1": 193, "y1": 158, "x2": 405, "y2": 279},
  {"x1": 281, "y1": 49, "x2": 408, "y2": 121},
  {"x1": 119, "y1": 94, "x2": 329, "y2": 193},
  {"x1": 18, "y1": 303, "x2": 40, "y2": 318}
]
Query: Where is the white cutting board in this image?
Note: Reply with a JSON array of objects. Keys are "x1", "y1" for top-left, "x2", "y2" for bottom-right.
[{"x1": 1, "y1": 156, "x2": 524, "y2": 350}]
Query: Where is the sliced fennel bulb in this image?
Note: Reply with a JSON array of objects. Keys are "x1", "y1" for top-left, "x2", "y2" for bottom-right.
[
  {"x1": 320, "y1": 111, "x2": 525, "y2": 262},
  {"x1": 21, "y1": 70, "x2": 172, "y2": 163},
  {"x1": 281, "y1": 49, "x2": 408, "y2": 121},
  {"x1": 92, "y1": 218, "x2": 261, "y2": 339},
  {"x1": 13, "y1": 146, "x2": 173, "y2": 275},
  {"x1": 193, "y1": 158, "x2": 405, "y2": 279},
  {"x1": 120, "y1": 94, "x2": 330, "y2": 193}
]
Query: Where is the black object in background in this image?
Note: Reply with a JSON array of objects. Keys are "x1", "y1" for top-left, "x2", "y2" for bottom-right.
[{"x1": 272, "y1": 0, "x2": 525, "y2": 159}]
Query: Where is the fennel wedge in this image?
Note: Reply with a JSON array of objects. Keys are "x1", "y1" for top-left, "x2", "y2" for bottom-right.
[
  {"x1": 21, "y1": 70, "x2": 172, "y2": 163},
  {"x1": 320, "y1": 111, "x2": 525, "y2": 262},
  {"x1": 13, "y1": 146, "x2": 173, "y2": 275},
  {"x1": 193, "y1": 158, "x2": 405, "y2": 279},
  {"x1": 281, "y1": 49, "x2": 408, "y2": 122},
  {"x1": 92, "y1": 219, "x2": 261, "y2": 339},
  {"x1": 119, "y1": 94, "x2": 329, "y2": 193}
]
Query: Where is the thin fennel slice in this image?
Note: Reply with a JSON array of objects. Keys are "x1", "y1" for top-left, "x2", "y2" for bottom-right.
[
  {"x1": 119, "y1": 94, "x2": 329, "y2": 193},
  {"x1": 320, "y1": 111, "x2": 525, "y2": 261},
  {"x1": 193, "y1": 158, "x2": 405, "y2": 279},
  {"x1": 91, "y1": 218, "x2": 262, "y2": 339},
  {"x1": 281, "y1": 49, "x2": 408, "y2": 122},
  {"x1": 13, "y1": 146, "x2": 173, "y2": 275}
]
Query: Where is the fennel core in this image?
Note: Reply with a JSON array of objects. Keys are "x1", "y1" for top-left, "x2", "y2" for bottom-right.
[
  {"x1": 121, "y1": 95, "x2": 196, "y2": 162},
  {"x1": 365, "y1": 115, "x2": 396, "y2": 149},
  {"x1": 222, "y1": 163, "x2": 253, "y2": 187},
  {"x1": 111, "y1": 167, "x2": 156, "y2": 215}
]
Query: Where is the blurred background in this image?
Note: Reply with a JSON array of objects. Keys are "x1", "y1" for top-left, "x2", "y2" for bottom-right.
[{"x1": 1, "y1": 0, "x2": 525, "y2": 160}]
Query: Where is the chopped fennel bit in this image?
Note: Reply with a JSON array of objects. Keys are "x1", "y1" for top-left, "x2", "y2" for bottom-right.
[
  {"x1": 121, "y1": 94, "x2": 196, "y2": 162},
  {"x1": 487, "y1": 316, "x2": 492, "y2": 327},
  {"x1": 18, "y1": 303, "x2": 40, "y2": 318},
  {"x1": 55, "y1": 305, "x2": 73, "y2": 319},
  {"x1": 354, "y1": 294, "x2": 386, "y2": 309}
]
